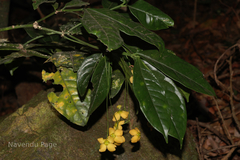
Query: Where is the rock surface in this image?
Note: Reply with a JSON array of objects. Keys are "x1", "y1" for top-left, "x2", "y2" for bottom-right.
[{"x1": 0, "y1": 89, "x2": 198, "y2": 160}]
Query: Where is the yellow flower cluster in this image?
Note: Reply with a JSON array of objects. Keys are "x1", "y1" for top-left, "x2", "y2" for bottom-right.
[{"x1": 97, "y1": 105, "x2": 140, "y2": 152}]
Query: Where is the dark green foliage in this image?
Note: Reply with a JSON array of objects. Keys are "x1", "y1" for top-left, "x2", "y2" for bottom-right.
[{"x1": 0, "y1": 0, "x2": 215, "y2": 146}]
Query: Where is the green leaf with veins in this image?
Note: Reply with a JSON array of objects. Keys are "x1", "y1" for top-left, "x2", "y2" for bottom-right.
[
  {"x1": 42, "y1": 67, "x2": 91, "y2": 126},
  {"x1": 129, "y1": 0, "x2": 174, "y2": 30},
  {"x1": 136, "y1": 49, "x2": 216, "y2": 96},
  {"x1": 82, "y1": 8, "x2": 165, "y2": 51},
  {"x1": 77, "y1": 54, "x2": 102, "y2": 97},
  {"x1": 133, "y1": 57, "x2": 187, "y2": 146},
  {"x1": 51, "y1": 51, "x2": 87, "y2": 72},
  {"x1": 88, "y1": 56, "x2": 111, "y2": 116}
]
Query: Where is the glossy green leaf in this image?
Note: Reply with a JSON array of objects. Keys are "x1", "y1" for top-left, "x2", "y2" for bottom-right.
[
  {"x1": 42, "y1": 67, "x2": 91, "y2": 126},
  {"x1": 102, "y1": 0, "x2": 119, "y2": 9},
  {"x1": 50, "y1": 51, "x2": 87, "y2": 72},
  {"x1": 64, "y1": 0, "x2": 89, "y2": 8},
  {"x1": 110, "y1": 69, "x2": 124, "y2": 98},
  {"x1": 136, "y1": 49, "x2": 216, "y2": 96},
  {"x1": 77, "y1": 54, "x2": 102, "y2": 97},
  {"x1": 60, "y1": 19, "x2": 82, "y2": 35},
  {"x1": 133, "y1": 57, "x2": 186, "y2": 145},
  {"x1": 129, "y1": 0, "x2": 174, "y2": 30},
  {"x1": 82, "y1": 8, "x2": 164, "y2": 51},
  {"x1": 32, "y1": 0, "x2": 56, "y2": 10},
  {"x1": 88, "y1": 56, "x2": 111, "y2": 116}
]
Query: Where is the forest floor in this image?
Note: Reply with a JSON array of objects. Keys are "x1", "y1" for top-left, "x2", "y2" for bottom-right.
[{"x1": 0, "y1": 0, "x2": 240, "y2": 159}]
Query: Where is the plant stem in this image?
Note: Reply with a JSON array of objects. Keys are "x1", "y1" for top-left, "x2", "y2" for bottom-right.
[
  {"x1": 106, "y1": 94, "x2": 109, "y2": 136},
  {"x1": 62, "y1": 8, "x2": 83, "y2": 12},
  {"x1": 41, "y1": 27, "x2": 99, "y2": 49},
  {"x1": 68, "y1": 23, "x2": 82, "y2": 33},
  {"x1": 0, "y1": 10, "x2": 98, "y2": 50},
  {"x1": 37, "y1": 11, "x2": 55, "y2": 23},
  {"x1": 0, "y1": 24, "x2": 33, "y2": 32},
  {"x1": 67, "y1": 35, "x2": 99, "y2": 49},
  {"x1": 110, "y1": 2, "x2": 127, "y2": 11}
]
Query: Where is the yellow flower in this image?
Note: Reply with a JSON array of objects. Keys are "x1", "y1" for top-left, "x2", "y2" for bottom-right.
[
  {"x1": 130, "y1": 76, "x2": 133, "y2": 83},
  {"x1": 109, "y1": 127, "x2": 125, "y2": 144},
  {"x1": 130, "y1": 69, "x2": 133, "y2": 83},
  {"x1": 129, "y1": 127, "x2": 141, "y2": 143},
  {"x1": 112, "y1": 111, "x2": 129, "y2": 121},
  {"x1": 97, "y1": 137, "x2": 116, "y2": 152},
  {"x1": 117, "y1": 105, "x2": 122, "y2": 109},
  {"x1": 113, "y1": 120, "x2": 125, "y2": 130}
]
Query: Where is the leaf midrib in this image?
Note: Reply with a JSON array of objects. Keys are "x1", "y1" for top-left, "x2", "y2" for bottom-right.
[
  {"x1": 84, "y1": 9, "x2": 110, "y2": 45},
  {"x1": 129, "y1": 6, "x2": 163, "y2": 20},
  {"x1": 60, "y1": 70, "x2": 82, "y2": 118},
  {"x1": 138, "y1": 53, "x2": 213, "y2": 95},
  {"x1": 137, "y1": 59, "x2": 167, "y2": 138}
]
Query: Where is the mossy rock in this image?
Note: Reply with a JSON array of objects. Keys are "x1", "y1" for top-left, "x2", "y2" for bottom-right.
[{"x1": 0, "y1": 89, "x2": 198, "y2": 160}]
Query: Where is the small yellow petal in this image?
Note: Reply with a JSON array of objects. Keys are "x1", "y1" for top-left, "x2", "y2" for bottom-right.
[
  {"x1": 130, "y1": 76, "x2": 133, "y2": 83},
  {"x1": 129, "y1": 129, "x2": 138, "y2": 136},
  {"x1": 134, "y1": 127, "x2": 140, "y2": 133},
  {"x1": 107, "y1": 143, "x2": 116, "y2": 152},
  {"x1": 114, "y1": 125, "x2": 122, "y2": 130},
  {"x1": 131, "y1": 135, "x2": 140, "y2": 143},
  {"x1": 119, "y1": 121, "x2": 125, "y2": 125},
  {"x1": 109, "y1": 127, "x2": 115, "y2": 135},
  {"x1": 115, "y1": 129, "x2": 123, "y2": 136},
  {"x1": 112, "y1": 112, "x2": 120, "y2": 121},
  {"x1": 114, "y1": 120, "x2": 124, "y2": 130},
  {"x1": 97, "y1": 138, "x2": 105, "y2": 144},
  {"x1": 107, "y1": 136, "x2": 114, "y2": 143},
  {"x1": 120, "y1": 111, "x2": 129, "y2": 119},
  {"x1": 114, "y1": 136, "x2": 125, "y2": 144},
  {"x1": 99, "y1": 144, "x2": 107, "y2": 152},
  {"x1": 117, "y1": 105, "x2": 122, "y2": 109}
]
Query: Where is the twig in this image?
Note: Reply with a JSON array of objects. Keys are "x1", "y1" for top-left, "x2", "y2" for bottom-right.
[
  {"x1": 37, "y1": 7, "x2": 46, "y2": 23},
  {"x1": 188, "y1": 120, "x2": 230, "y2": 145},
  {"x1": 212, "y1": 108, "x2": 240, "y2": 122},
  {"x1": 221, "y1": 141, "x2": 240, "y2": 160},
  {"x1": 208, "y1": 143, "x2": 240, "y2": 152},
  {"x1": 213, "y1": 43, "x2": 240, "y2": 101},
  {"x1": 219, "y1": 0, "x2": 240, "y2": 21},
  {"x1": 217, "y1": 70, "x2": 240, "y2": 80},
  {"x1": 214, "y1": 44, "x2": 238, "y2": 89},
  {"x1": 227, "y1": 56, "x2": 240, "y2": 132},
  {"x1": 213, "y1": 97, "x2": 234, "y2": 144}
]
